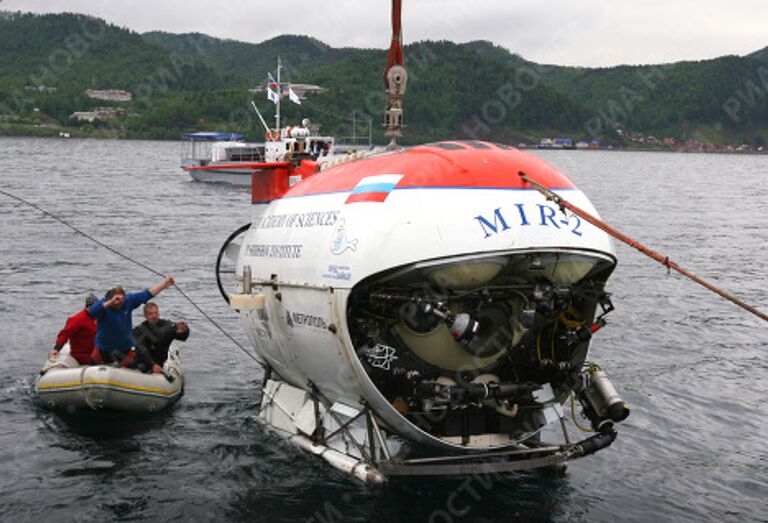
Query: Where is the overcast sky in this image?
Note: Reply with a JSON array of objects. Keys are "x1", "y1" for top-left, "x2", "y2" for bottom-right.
[{"x1": 3, "y1": 0, "x2": 767, "y2": 67}]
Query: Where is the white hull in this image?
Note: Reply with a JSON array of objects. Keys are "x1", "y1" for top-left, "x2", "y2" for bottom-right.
[
  {"x1": 218, "y1": 142, "x2": 628, "y2": 480},
  {"x1": 36, "y1": 344, "x2": 183, "y2": 412},
  {"x1": 181, "y1": 125, "x2": 337, "y2": 187},
  {"x1": 187, "y1": 167, "x2": 254, "y2": 187}
]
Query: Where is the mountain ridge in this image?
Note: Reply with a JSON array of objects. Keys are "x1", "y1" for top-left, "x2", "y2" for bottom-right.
[{"x1": 2, "y1": 11, "x2": 767, "y2": 146}]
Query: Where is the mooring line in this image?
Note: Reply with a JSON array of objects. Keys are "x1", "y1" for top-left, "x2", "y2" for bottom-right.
[
  {"x1": 518, "y1": 172, "x2": 768, "y2": 323},
  {"x1": 0, "y1": 188, "x2": 265, "y2": 366}
]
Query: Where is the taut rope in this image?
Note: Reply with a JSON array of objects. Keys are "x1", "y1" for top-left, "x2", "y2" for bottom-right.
[
  {"x1": 0, "y1": 189, "x2": 264, "y2": 366},
  {"x1": 518, "y1": 172, "x2": 768, "y2": 323}
]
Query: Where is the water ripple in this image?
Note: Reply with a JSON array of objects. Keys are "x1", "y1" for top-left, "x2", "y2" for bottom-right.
[{"x1": 1, "y1": 140, "x2": 767, "y2": 521}]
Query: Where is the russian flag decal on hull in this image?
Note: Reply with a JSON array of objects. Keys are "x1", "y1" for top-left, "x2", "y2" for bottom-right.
[{"x1": 345, "y1": 174, "x2": 403, "y2": 204}]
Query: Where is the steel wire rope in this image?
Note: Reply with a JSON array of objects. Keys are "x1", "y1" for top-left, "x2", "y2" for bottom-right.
[{"x1": 0, "y1": 188, "x2": 264, "y2": 367}]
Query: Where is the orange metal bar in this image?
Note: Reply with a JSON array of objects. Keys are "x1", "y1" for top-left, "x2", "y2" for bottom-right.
[
  {"x1": 519, "y1": 171, "x2": 768, "y2": 323},
  {"x1": 385, "y1": 0, "x2": 404, "y2": 84}
]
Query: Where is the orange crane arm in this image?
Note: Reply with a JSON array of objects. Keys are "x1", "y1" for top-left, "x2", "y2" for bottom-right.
[{"x1": 385, "y1": 0, "x2": 404, "y2": 86}]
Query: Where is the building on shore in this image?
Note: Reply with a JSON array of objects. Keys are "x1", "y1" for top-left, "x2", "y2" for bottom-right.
[
  {"x1": 84, "y1": 89, "x2": 132, "y2": 102},
  {"x1": 24, "y1": 85, "x2": 58, "y2": 93},
  {"x1": 70, "y1": 107, "x2": 126, "y2": 122}
]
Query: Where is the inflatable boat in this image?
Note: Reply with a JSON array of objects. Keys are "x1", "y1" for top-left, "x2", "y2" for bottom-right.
[{"x1": 36, "y1": 343, "x2": 184, "y2": 412}]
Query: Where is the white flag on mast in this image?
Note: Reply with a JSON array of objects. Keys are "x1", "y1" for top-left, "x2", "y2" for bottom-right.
[
  {"x1": 266, "y1": 72, "x2": 279, "y2": 104},
  {"x1": 288, "y1": 86, "x2": 301, "y2": 105}
]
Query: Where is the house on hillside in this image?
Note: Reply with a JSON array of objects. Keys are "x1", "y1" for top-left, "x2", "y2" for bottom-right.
[
  {"x1": 84, "y1": 89, "x2": 132, "y2": 102},
  {"x1": 70, "y1": 107, "x2": 125, "y2": 122},
  {"x1": 25, "y1": 85, "x2": 58, "y2": 93}
]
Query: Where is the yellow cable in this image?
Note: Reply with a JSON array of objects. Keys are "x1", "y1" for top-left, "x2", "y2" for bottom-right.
[
  {"x1": 536, "y1": 332, "x2": 542, "y2": 361},
  {"x1": 558, "y1": 307, "x2": 586, "y2": 329},
  {"x1": 570, "y1": 392, "x2": 594, "y2": 433}
]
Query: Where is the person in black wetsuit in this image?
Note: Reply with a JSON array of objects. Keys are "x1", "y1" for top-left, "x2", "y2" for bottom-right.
[{"x1": 133, "y1": 302, "x2": 190, "y2": 374}]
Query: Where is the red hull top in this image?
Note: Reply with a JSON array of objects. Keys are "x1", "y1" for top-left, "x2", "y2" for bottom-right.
[{"x1": 285, "y1": 141, "x2": 576, "y2": 200}]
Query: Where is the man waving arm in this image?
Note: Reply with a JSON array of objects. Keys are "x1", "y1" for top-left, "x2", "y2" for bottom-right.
[{"x1": 149, "y1": 276, "x2": 175, "y2": 297}]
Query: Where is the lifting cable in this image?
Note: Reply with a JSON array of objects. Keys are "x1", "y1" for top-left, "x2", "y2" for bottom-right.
[
  {"x1": 518, "y1": 172, "x2": 768, "y2": 323},
  {"x1": 0, "y1": 189, "x2": 264, "y2": 367}
]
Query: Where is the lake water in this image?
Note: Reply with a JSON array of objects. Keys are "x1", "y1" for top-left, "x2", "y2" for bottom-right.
[{"x1": 1, "y1": 137, "x2": 767, "y2": 522}]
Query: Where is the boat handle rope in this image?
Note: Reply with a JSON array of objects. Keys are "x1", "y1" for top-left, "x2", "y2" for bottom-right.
[
  {"x1": 518, "y1": 172, "x2": 768, "y2": 323},
  {"x1": 0, "y1": 189, "x2": 265, "y2": 366}
]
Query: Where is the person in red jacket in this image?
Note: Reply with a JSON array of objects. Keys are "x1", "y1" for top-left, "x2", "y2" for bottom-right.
[{"x1": 50, "y1": 293, "x2": 98, "y2": 365}]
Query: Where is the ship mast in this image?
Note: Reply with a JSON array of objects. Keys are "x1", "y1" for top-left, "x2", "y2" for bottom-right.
[
  {"x1": 275, "y1": 56, "x2": 282, "y2": 131},
  {"x1": 384, "y1": 0, "x2": 407, "y2": 147}
]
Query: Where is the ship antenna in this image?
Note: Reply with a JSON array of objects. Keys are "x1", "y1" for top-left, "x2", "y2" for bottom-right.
[
  {"x1": 275, "y1": 56, "x2": 282, "y2": 131},
  {"x1": 384, "y1": 0, "x2": 407, "y2": 148}
]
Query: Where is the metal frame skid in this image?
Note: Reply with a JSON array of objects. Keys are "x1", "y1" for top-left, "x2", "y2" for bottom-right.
[{"x1": 258, "y1": 374, "x2": 622, "y2": 483}]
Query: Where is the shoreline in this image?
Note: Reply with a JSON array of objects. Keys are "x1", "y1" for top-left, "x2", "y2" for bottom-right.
[{"x1": 1, "y1": 125, "x2": 765, "y2": 156}]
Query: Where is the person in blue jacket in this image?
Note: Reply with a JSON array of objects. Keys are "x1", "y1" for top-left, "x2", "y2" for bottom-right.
[{"x1": 88, "y1": 276, "x2": 176, "y2": 367}]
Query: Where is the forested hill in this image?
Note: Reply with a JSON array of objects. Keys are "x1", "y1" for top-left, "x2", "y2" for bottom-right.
[
  {"x1": 141, "y1": 31, "x2": 360, "y2": 87},
  {"x1": 466, "y1": 41, "x2": 768, "y2": 146},
  {"x1": 0, "y1": 12, "x2": 214, "y2": 90},
  {"x1": 137, "y1": 32, "x2": 594, "y2": 143},
  {"x1": 748, "y1": 46, "x2": 768, "y2": 63},
  {"x1": 2, "y1": 10, "x2": 767, "y2": 146}
]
